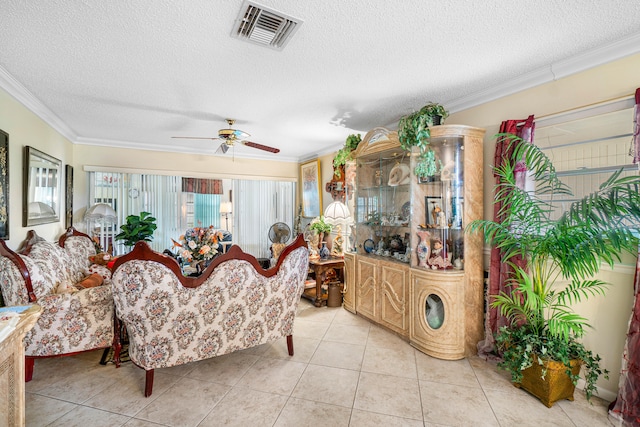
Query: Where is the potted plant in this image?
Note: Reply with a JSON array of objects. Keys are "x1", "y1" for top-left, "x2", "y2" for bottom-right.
[
  {"x1": 333, "y1": 133, "x2": 362, "y2": 177},
  {"x1": 468, "y1": 133, "x2": 640, "y2": 406},
  {"x1": 397, "y1": 102, "x2": 449, "y2": 153},
  {"x1": 414, "y1": 149, "x2": 443, "y2": 182},
  {"x1": 309, "y1": 215, "x2": 333, "y2": 242},
  {"x1": 115, "y1": 211, "x2": 157, "y2": 249}
]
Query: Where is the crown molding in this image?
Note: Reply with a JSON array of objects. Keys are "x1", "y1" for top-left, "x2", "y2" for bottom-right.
[
  {"x1": 447, "y1": 32, "x2": 640, "y2": 114},
  {"x1": 0, "y1": 65, "x2": 78, "y2": 141}
]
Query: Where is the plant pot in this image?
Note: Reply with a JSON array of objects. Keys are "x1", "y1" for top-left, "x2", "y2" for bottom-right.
[{"x1": 515, "y1": 358, "x2": 581, "y2": 407}]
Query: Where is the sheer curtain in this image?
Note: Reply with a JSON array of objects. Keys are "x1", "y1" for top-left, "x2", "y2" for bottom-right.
[{"x1": 233, "y1": 179, "x2": 296, "y2": 258}]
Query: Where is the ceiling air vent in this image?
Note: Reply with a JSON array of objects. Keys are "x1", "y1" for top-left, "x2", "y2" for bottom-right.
[{"x1": 232, "y1": 1, "x2": 302, "y2": 51}]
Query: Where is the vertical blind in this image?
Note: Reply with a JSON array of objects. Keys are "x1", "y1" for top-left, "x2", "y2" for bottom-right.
[
  {"x1": 88, "y1": 172, "x2": 295, "y2": 258},
  {"x1": 233, "y1": 179, "x2": 296, "y2": 258}
]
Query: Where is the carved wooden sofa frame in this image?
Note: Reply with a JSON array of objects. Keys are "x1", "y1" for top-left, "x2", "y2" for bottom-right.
[
  {"x1": 110, "y1": 234, "x2": 309, "y2": 396},
  {"x1": 0, "y1": 227, "x2": 114, "y2": 381}
]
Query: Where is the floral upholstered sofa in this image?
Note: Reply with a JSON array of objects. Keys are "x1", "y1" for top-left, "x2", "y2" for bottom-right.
[
  {"x1": 0, "y1": 227, "x2": 114, "y2": 380},
  {"x1": 110, "y1": 234, "x2": 309, "y2": 396}
]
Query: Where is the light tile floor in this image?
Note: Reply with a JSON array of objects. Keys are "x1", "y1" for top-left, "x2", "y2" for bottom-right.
[{"x1": 25, "y1": 300, "x2": 614, "y2": 426}]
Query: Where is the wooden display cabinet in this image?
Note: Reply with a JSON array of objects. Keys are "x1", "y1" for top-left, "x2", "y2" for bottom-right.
[
  {"x1": 408, "y1": 124, "x2": 485, "y2": 358},
  {"x1": 342, "y1": 251, "x2": 356, "y2": 313},
  {"x1": 351, "y1": 128, "x2": 411, "y2": 338},
  {"x1": 345, "y1": 124, "x2": 485, "y2": 359}
]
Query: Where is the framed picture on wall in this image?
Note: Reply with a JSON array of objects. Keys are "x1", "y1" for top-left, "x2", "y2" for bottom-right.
[
  {"x1": 0, "y1": 129, "x2": 8, "y2": 239},
  {"x1": 23, "y1": 146, "x2": 62, "y2": 227},
  {"x1": 65, "y1": 165, "x2": 74, "y2": 229},
  {"x1": 301, "y1": 159, "x2": 322, "y2": 218}
]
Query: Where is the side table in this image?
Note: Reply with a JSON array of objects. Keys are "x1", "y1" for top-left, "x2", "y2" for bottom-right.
[
  {"x1": 305, "y1": 257, "x2": 345, "y2": 307},
  {"x1": 0, "y1": 305, "x2": 42, "y2": 426}
]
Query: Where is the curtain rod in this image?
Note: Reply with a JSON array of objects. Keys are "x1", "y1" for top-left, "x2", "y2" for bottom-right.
[{"x1": 519, "y1": 93, "x2": 636, "y2": 127}]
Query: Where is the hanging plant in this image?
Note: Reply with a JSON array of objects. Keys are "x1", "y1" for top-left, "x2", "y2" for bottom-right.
[
  {"x1": 332, "y1": 133, "x2": 362, "y2": 177},
  {"x1": 414, "y1": 149, "x2": 442, "y2": 179},
  {"x1": 398, "y1": 102, "x2": 449, "y2": 152}
]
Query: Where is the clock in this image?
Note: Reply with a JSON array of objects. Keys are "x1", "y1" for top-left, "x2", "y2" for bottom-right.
[{"x1": 128, "y1": 188, "x2": 139, "y2": 199}]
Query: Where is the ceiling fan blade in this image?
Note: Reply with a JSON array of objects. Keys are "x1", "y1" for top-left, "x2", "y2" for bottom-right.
[
  {"x1": 172, "y1": 136, "x2": 219, "y2": 140},
  {"x1": 241, "y1": 141, "x2": 280, "y2": 154}
]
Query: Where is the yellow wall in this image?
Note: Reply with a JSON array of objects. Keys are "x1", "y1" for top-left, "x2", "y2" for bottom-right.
[{"x1": 0, "y1": 88, "x2": 74, "y2": 245}]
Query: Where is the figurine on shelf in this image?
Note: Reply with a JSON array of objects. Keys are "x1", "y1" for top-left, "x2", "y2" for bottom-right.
[
  {"x1": 416, "y1": 230, "x2": 431, "y2": 267},
  {"x1": 332, "y1": 226, "x2": 344, "y2": 257},
  {"x1": 437, "y1": 210, "x2": 447, "y2": 229},
  {"x1": 427, "y1": 237, "x2": 452, "y2": 269},
  {"x1": 308, "y1": 232, "x2": 320, "y2": 259},
  {"x1": 431, "y1": 203, "x2": 441, "y2": 226}
]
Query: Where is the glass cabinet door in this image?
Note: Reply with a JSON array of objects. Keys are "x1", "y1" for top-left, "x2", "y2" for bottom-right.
[
  {"x1": 414, "y1": 136, "x2": 465, "y2": 270},
  {"x1": 355, "y1": 148, "x2": 411, "y2": 263}
]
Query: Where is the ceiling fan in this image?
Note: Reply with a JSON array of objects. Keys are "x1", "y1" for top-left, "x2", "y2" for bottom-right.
[{"x1": 172, "y1": 119, "x2": 280, "y2": 155}]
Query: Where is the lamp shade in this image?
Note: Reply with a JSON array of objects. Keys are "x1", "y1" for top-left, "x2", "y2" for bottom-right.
[
  {"x1": 84, "y1": 203, "x2": 117, "y2": 223},
  {"x1": 28, "y1": 202, "x2": 55, "y2": 218},
  {"x1": 324, "y1": 201, "x2": 350, "y2": 220},
  {"x1": 219, "y1": 202, "x2": 232, "y2": 214}
]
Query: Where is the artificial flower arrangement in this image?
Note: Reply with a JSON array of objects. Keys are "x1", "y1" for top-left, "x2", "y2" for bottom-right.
[{"x1": 172, "y1": 226, "x2": 224, "y2": 262}]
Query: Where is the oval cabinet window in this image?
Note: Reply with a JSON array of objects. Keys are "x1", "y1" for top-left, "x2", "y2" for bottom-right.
[{"x1": 425, "y1": 294, "x2": 445, "y2": 329}]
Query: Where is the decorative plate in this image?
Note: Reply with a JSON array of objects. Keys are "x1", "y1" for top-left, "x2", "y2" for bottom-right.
[
  {"x1": 402, "y1": 201, "x2": 411, "y2": 220},
  {"x1": 363, "y1": 239, "x2": 375, "y2": 253}
]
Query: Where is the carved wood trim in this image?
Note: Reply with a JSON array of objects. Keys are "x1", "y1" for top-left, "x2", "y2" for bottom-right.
[
  {"x1": 58, "y1": 226, "x2": 93, "y2": 248},
  {"x1": 0, "y1": 238, "x2": 36, "y2": 303},
  {"x1": 112, "y1": 234, "x2": 308, "y2": 289}
]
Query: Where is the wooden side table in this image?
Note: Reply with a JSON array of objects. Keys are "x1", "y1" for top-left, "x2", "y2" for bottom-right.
[
  {"x1": 0, "y1": 305, "x2": 42, "y2": 426},
  {"x1": 305, "y1": 257, "x2": 345, "y2": 307}
]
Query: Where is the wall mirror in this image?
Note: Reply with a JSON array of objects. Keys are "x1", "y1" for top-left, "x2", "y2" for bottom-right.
[{"x1": 23, "y1": 146, "x2": 62, "y2": 226}]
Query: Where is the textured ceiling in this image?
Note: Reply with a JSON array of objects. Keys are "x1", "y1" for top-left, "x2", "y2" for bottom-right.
[{"x1": 1, "y1": 0, "x2": 640, "y2": 162}]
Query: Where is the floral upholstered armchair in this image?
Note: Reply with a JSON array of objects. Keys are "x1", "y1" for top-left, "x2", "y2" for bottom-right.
[
  {"x1": 0, "y1": 228, "x2": 114, "y2": 381},
  {"x1": 110, "y1": 234, "x2": 309, "y2": 396}
]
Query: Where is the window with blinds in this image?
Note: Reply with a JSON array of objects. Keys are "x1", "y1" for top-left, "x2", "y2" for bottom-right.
[
  {"x1": 535, "y1": 104, "x2": 636, "y2": 220},
  {"x1": 88, "y1": 171, "x2": 296, "y2": 258}
]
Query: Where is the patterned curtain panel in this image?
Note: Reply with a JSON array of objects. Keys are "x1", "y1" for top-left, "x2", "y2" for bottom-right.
[
  {"x1": 609, "y1": 89, "x2": 640, "y2": 427},
  {"x1": 477, "y1": 115, "x2": 535, "y2": 357},
  {"x1": 181, "y1": 178, "x2": 223, "y2": 194}
]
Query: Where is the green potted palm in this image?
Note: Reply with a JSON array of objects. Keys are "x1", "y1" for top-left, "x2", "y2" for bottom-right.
[
  {"x1": 115, "y1": 211, "x2": 157, "y2": 250},
  {"x1": 468, "y1": 133, "x2": 640, "y2": 406},
  {"x1": 398, "y1": 102, "x2": 448, "y2": 181}
]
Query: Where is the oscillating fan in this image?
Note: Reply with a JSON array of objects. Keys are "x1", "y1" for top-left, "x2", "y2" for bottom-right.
[{"x1": 268, "y1": 222, "x2": 291, "y2": 244}]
